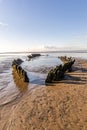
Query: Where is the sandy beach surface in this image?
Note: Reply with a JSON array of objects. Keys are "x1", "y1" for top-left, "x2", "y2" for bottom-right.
[{"x1": 0, "y1": 58, "x2": 87, "y2": 130}]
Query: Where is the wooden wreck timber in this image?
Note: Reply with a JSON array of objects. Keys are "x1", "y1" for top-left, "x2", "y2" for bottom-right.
[
  {"x1": 22, "y1": 71, "x2": 29, "y2": 82},
  {"x1": 45, "y1": 59, "x2": 75, "y2": 84},
  {"x1": 58, "y1": 56, "x2": 72, "y2": 63},
  {"x1": 12, "y1": 59, "x2": 29, "y2": 83},
  {"x1": 27, "y1": 53, "x2": 41, "y2": 59},
  {"x1": 45, "y1": 69, "x2": 55, "y2": 83},
  {"x1": 12, "y1": 58, "x2": 23, "y2": 66},
  {"x1": 62, "y1": 59, "x2": 75, "y2": 72}
]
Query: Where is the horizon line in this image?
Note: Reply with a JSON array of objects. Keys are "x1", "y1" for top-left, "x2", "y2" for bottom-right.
[{"x1": 0, "y1": 50, "x2": 87, "y2": 54}]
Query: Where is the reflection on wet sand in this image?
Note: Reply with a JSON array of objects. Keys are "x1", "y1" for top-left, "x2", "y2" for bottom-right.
[{"x1": 12, "y1": 68, "x2": 28, "y2": 92}]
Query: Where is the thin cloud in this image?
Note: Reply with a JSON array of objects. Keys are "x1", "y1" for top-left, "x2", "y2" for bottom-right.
[
  {"x1": 0, "y1": 22, "x2": 8, "y2": 27},
  {"x1": 44, "y1": 46, "x2": 59, "y2": 50}
]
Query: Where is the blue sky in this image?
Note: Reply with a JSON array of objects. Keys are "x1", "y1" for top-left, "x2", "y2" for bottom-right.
[{"x1": 0, "y1": 0, "x2": 87, "y2": 52}]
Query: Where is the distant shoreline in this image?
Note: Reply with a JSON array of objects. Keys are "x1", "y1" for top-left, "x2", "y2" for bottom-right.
[{"x1": 1, "y1": 50, "x2": 87, "y2": 54}]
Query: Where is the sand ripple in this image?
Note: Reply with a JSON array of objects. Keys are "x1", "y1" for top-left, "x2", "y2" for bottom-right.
[{"x1": 5, "y1": 84, "x2": 87, "y2": 130}]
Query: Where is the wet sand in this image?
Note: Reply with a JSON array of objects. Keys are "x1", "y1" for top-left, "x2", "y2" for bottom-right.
[{"x1": 0, "y1": 58, "x2": 87, "y2": 130}]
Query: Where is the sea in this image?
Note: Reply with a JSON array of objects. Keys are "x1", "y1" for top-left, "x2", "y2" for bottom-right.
[{"x1": 0, "y1": 52, "x2": 87, "y2": 106}]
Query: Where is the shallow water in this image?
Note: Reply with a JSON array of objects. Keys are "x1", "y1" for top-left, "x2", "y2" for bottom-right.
[
  {"x1": 0, "y1": 53, "x2": 62, "y2": 106},
  {"x1": 0, "y1": 52, "x2": 87, "y2": 106},
  {"x1": 21, "y1": 55, "x2": 63, "y2": 84}
]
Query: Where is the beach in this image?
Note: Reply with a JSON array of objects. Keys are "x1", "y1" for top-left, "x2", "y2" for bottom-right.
[
  {"x1": 1, "y1": 0, "x2": 87, "y2": 129},
  {"x1": 0, "y1": 57, "x2": 87, "y2": 130}
]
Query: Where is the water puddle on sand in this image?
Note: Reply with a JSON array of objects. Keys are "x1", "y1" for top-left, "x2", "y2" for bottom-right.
[{"x1": 21, "y1": 55, "x2": 63, "y2": 85}]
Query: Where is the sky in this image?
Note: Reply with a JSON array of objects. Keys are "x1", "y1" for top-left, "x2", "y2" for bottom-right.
[{"x1": 0, "y1": 0, "x2": 87, "y2": 52}]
